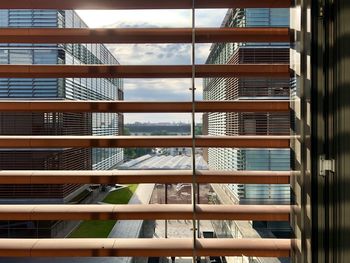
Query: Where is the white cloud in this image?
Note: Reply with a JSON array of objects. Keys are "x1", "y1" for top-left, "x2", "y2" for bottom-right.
[
  {"x1": 195, "y1": 9, "x2": 228, "y2": 27},
  {"x1": 124, "y1": 79, "x2": 191, "y2": 101},
  {"x1": 107, "y1": 43, "x2": 192, "y2": 65},
  {"x1": 76, "y1": 9, "x2": 227, "y2": 28},
  {"x1": 77, "y1": 9, "x2": 228, "y2": 123},
  {"x1": 77, "y1": 10, "x2": 191, "y2": 28}
]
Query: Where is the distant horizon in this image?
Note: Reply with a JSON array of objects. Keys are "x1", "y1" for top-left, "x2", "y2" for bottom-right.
[
  {"x1": 124, "y1": 121, "x2": 203, "y2": 125},
  {"x1": 125, "y1": 121, "x2": 191, "y2": 125}
]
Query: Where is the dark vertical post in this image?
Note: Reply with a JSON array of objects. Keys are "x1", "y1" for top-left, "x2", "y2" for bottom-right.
[
  {"x1": 191, "y1": 0, "x2": 198, "y2": 261},
  {"x1": 333, "y1": 0, "x2": 350, "y2": 261},
  {"x1": 165, "y1": 183, "x2": 168, "y2": 238}
]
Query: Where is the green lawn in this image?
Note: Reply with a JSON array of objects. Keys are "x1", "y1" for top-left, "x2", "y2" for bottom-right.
[
  {"x1": 103, "y1": 184, "x2": 138, "y2": 204},
  {"x1": 68, "y1": 184, "x2": 138, "y2": 238}
]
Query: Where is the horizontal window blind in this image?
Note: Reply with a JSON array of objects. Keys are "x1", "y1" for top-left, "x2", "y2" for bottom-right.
[{"x1": 0, "y1": 0, "x2": 293, "y2": 260}]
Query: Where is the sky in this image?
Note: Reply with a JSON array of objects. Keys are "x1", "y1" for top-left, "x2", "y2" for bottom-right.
[{"x1": 77, "y1": 9, "x2": 228, "y2": 123}]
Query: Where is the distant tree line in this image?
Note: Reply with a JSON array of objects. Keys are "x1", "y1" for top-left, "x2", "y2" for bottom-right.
[
  {"x1": 124, "y1": 124, "x2": 202, "y2": 135},
  {"x1": 125, "y1": 124, "x2": 191, "y2": 134},
  {"x1": 122, "y1": 125, "x2": 202, "y2": 160}
]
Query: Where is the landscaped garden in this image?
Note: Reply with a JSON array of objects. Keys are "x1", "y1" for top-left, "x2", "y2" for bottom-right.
[{"x1": 68, "y1": 184, "x2": 138, "y2": 238}]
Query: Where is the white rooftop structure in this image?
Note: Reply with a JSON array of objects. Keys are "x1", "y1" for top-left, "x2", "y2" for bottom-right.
[{"x1": 119, "y1": 154, "x2": 208, "y2": 170}]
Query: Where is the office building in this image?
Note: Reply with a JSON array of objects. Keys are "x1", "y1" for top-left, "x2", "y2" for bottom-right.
[
  {"x1": 0, "y1": 9, "x2": 123, "y2": 237},
  {"x1": 204, "y1": 8, "x2": 290, "y2": 205}
]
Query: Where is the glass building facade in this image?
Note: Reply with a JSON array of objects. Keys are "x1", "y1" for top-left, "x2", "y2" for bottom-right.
[
  {"x1": 0, "y1": 9, "x2": 123, "y2": 237},
  {"x1": 204, "y1": 8, "x2": 290, "y2": 206},
  {"x1": 203, "y1": 9, "x2": 292, "y2": 246},
  {"x1": 0, "y1": 10, "x2": 123, "y2": 202}
]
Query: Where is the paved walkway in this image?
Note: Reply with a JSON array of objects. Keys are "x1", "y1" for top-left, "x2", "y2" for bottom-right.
[
  {"x1": 108, "y1": 184, "x2": 155, "y2": 238},
  {"x1": 108, "y1": 184, "x2": 155, "y2": 263},
  {"x1": 155, "y1": 220, "x2": 214, "y2": 238}
]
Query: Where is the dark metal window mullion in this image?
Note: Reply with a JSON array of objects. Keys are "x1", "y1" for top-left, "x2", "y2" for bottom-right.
[{"x1": 191, "y1": 0, "x2": 198, "y2": 261}]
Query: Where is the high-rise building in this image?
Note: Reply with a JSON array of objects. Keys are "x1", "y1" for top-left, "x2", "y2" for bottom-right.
[
  {"x1": 0, "y1": 10, "x2": 123, "y2": 237},
  {"x1": 204, "y1": 8, "x2": 290, "y2": 205},
  {"x1": 203, "y1": 8, "x2": 291, "y2": 241}
]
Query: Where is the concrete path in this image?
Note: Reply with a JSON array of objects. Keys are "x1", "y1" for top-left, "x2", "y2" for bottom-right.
[
  {"x1": 108, "y1": 184, "x2": 155, "y2": 263},
  {"x1": 108, "y1": 184, "x2": 155, "y2": 238}
]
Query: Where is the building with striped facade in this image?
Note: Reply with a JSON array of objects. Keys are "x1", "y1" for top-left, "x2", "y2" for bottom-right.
[
  {"x1": 204, "y1": 7, "x2": 290, "y2": 205},
  {"x1": 0, "y1": 9, "x2": 123, "y2": 237},
  {"x1": 203, "y1": 8, "x2": 291, "y2": 241}
]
